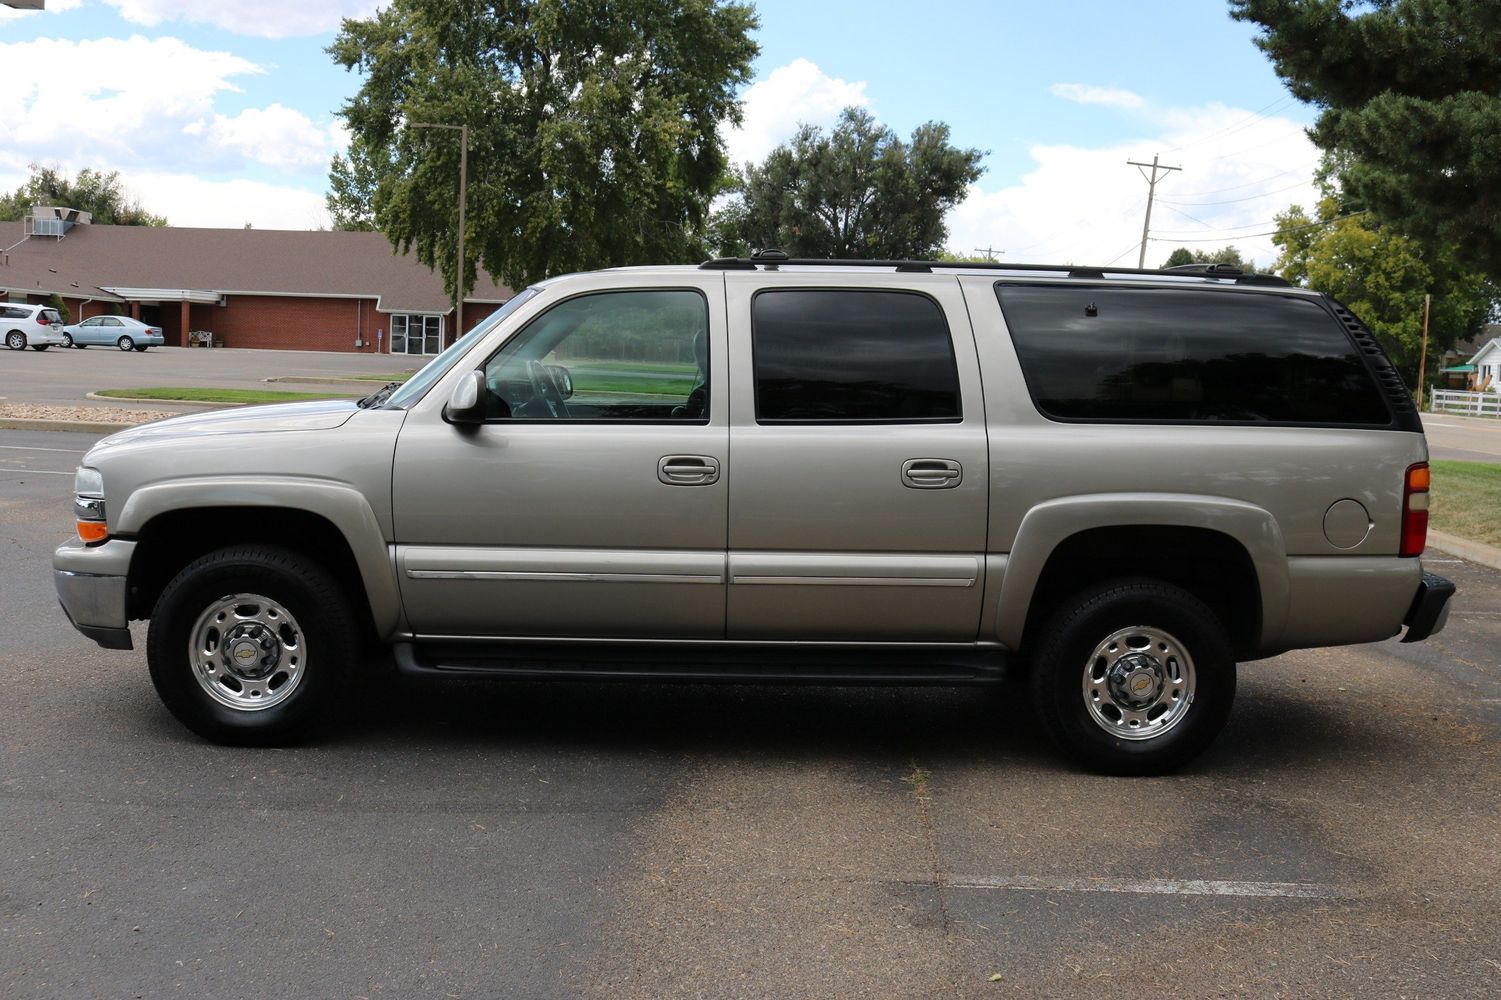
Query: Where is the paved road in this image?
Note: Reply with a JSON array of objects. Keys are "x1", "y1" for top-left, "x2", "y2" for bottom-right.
[
  {"x1": 0, "y1": 345, "x2": 413, "y2": 410},
  {"x1": 3, "y1": 429, "x2": 1499, "y2": 999},
  {"x1": 1423, "y1": 412, "x2": 1501, "y2": 462}
]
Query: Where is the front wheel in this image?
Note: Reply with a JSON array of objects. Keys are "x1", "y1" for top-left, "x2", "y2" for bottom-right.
[
  {"x1": 117, "y1": 335, "x2": 136, "y2": 351},
  {"x1": 1029, "y1": 579, "x2": 1236, "y2": 776},
  {"x1": 147, "y1": 545, "x2": 358, "y2": 745},
  {"x1": 5, "y1": 331, "x2": 25, "y2": 350},
  {"x1": 62, "y1": 333, "x2": 74, "y2": 348}
]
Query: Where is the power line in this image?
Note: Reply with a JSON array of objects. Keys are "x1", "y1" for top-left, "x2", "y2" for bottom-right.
[
  {"x1": 1163, "y1": 94, "x2": 1298, "y2": 153},
  {"x1": 1158, "y1": 161, "x2": 1319, "y2": 200},
  {"x1": 1150, "y1": 210, "x2": 1368, "y2": 242},
  {"x1": 1157, "y1": 177, "x2": 1315, "y2": 207}
]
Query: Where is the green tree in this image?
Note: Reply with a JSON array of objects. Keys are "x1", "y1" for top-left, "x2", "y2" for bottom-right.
[
  {"x1": 0, "y1": 165, "x2": 166, "y2": 226},
  {"x1": 330, "y1": 0, "x2": 758, "y2": 293},
  {"x1": 1271, "y1": 197, "x2": 1494, "y2": 387},
  {"x1": 1230, "y1": 0, "x2": 1501, "y2": 279},
  {"x1": 46, "y1": 292, "x2": 70, "y2": 325},
  {"x1": 326, "y1": 144, "x2": 389, "y2": 232},
  {"x1": 715, "y1": 107, "x2": 985, "y2": 259},
  {"x1": 1161, "y1": 245, "x2": 1253, "y2": 270}
]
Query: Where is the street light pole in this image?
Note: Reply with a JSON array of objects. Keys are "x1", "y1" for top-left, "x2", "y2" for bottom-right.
[{"x1": 409, "y1": 121, "x2": 468, "y2": 345}]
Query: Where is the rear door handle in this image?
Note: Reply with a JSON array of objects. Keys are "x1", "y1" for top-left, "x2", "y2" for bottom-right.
[
  {"x1": 902, "y1": 458, "x2": 962, "y2": 489},
  {"x1": 659, "y1": 455, "x2": 721, "y2": 486}
]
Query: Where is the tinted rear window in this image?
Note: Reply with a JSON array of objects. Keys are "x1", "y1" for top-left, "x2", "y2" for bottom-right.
[
  {"x1": 996, "y1": 284, "x2": 1391, "y2": 425},
  {"x1": 752, "y1": 289, "x2": 961, "y2": 423}
]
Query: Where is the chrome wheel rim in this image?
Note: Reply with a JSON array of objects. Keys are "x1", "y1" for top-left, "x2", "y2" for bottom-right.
[
  {"x1": 6, "y1": 332, "x2": 22, "y2": 349},
  {"x1": 1082, "y1": 625, "x2": 1195, "y2": 741},
  {"x1": 188, "y1": 593, "x2": 306, "y2": 712}
]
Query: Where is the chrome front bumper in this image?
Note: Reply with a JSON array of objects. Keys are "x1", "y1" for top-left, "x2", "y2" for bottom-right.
[{"x1": 53, "y1": 538, "x2": 137, "y2": 650}]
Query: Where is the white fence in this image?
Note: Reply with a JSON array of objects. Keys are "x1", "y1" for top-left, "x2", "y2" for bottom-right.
[{"x1": 1430, "y1": 389, "x2": 1501, "y2": 417}]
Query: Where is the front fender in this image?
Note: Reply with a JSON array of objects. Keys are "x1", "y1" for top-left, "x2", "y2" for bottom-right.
[
  {"x1": 992, "y1": 493, "x2": 1288, "y2": 650},
  {"x1": 116, "y1": 477, "x2": 401, "y2": 637}
]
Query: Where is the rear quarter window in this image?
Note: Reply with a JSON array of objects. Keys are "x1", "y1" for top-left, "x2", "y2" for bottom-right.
[{"x1": 995, "y1": 284, "x2": 1392, "y2": 426}]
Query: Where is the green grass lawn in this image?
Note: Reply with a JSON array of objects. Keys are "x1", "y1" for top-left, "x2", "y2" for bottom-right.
[
  {"x1": 96, "y1": 387, "x2": 364, "y2": 404},
  {"x1": 1429, "y1": 460, "x2": 1501, "y2": 548}
]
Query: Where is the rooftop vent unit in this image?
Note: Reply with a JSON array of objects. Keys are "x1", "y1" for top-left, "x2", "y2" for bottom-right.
[{"x1": 25, "y1": 206, "x2": 92, "y2": 239}]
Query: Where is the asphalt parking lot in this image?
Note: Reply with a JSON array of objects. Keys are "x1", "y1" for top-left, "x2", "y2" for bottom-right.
[{"x1": 2, "y1": 428, "x2": 1499, "y2": 999}]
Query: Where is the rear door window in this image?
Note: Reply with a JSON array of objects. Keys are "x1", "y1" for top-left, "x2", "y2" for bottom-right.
[
  {"x1": 996, "y1": 284, "x2": 1391, "y2": 426},
  {"x1": 751, "y1": 289, "x2": 961, "y2": 423}
]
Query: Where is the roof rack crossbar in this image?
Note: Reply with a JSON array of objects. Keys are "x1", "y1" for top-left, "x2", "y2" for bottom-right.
[{"x1": 697, "y1": 256, "x2": 1290, "y2": 287}]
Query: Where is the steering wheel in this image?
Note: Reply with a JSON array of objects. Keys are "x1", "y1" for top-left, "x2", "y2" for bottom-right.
[{"x1": 525, "y1": 360, "x2": 571, "y2": 419}]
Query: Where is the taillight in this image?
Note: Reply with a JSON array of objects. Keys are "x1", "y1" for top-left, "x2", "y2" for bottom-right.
[
  {"x1": 37, "y1": 315, "x2": 50, "y2": 325},
  {"x1": 1400, "y1": 462, "x2": 1429, "y2": 557}
]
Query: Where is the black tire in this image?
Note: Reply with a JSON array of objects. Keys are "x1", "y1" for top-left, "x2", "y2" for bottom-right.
[
  {"x1": 147, "y1": 545, "x2": 358, "y2": 745},
  {"x1": 5, "y1": 331, "x2": 25, "y2": 350},
  {"x1": 31, "y1": 344, "x2": 49, "y2": 351},
  {"x1": 133, "y1": 344, "x2": 149, "y2": 352},
  {"x1": 62, "y1": 333, "x2": 74, "y2": 348},
  {"x1": 117, "y1": 335, "x2": 135, "y2": 351},
  {"x1": 1028, "y1": 578, "x2": 1235, "y2": 776}
]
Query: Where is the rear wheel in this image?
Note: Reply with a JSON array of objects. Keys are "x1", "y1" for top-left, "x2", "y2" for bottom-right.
[
  {"x1": 5, "y1": 331, "x2": 25, "y2": 350},
  {"x1": 1029, "y1": 578, "x2": 1236, "y2": 775},
  {"x1": 147, "y1": 545, "x2": 358, "y2": 745},
  {"x1": 117, "y1": 335, "x2": 135, "y2": 351}
]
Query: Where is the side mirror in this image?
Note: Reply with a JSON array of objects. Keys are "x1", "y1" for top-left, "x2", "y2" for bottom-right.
[{"x1": 444, "y1": 370, "x2": 486, "y2": 424}]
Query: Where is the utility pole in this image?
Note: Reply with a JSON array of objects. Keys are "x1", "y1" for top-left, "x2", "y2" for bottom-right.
[
  {"x1": 410, "y1": 121, "x2": 468, "y2": 345},
  {"x1": 972, "y1": 246, "x2": 1005, "y2": 262},
  {"x1": 1127, "y1": 153, "x2": 1181, "y2": 268},
  {"x1": 1417, "y1": 293, "x2": 1431, "y2": 409}
]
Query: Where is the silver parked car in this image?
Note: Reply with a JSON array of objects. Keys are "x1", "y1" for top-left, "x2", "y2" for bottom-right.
[
  {"x1": 52, "y1": 254, "x2": 1455, "y2": 774},
  {"x1": 2, "y1": 303, "x2": 68, "y2": 350},
  {"x1": 62, "y1": 315, "x2": 165, "y2": 351}
]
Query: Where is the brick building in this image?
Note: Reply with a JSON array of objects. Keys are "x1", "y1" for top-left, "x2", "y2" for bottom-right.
[{"x1": 0, "y1": 211, "x2": 514, "y2": 354}]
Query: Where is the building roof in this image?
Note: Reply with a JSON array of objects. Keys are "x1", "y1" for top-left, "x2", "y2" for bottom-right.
[
  {"x1": 1471, "y1": 337, "x2": 1501, "y2": 365},
  {"x1": 0, "y1": 221, "x2": 513, "y2": 312}
]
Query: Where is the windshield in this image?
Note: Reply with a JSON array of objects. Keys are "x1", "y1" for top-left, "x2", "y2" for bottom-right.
[{"x1": 381, "y1": 288, "x2": 540, "y2": 409}]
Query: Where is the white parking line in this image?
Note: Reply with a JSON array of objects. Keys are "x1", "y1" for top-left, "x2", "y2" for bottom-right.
[
  {"x1": 0, "y1": 469, "x2": 73, "y2": 476},
  {"x1": 936, "y1": 875, "x2": 1348, "y2": 899}
]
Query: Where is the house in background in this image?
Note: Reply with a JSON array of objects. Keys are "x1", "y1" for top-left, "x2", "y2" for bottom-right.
[
  {"x1": 1466, "y1": 333, "x2": 1501, "y2": 392},
  {"x1": 0, "y1": 209, "x2": 514, "y2": 354}
]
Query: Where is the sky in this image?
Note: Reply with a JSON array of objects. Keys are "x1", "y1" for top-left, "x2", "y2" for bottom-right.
[{"x1": 0, "y1": 0, "x2": 1323, "y2": 270}]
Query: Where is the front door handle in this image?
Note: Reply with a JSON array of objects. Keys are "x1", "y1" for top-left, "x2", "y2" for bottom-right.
[
  {"x1": 902, "y1": 458, "x2": 962, "y2": 489},
  {"x1": 659, "y1": 455, "x2": 720, "y2": 486}
]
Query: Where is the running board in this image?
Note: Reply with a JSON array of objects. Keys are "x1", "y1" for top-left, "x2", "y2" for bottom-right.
[{"x1": 392, "y1": 641, "x2": 1009, "y2": 686}]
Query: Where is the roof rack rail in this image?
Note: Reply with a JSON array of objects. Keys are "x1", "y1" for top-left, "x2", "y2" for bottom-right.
[{"x1": 698, "y1": 253, "x2": 1291, "y2": 287}]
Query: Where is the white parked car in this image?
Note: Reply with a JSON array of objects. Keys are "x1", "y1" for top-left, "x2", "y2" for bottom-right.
[
  {"x1": 2, "y1": 303, "x2": 68, "y2": 351},
  {"x1": 62, "y1": 315, "x2": 166, "y2": 351}
]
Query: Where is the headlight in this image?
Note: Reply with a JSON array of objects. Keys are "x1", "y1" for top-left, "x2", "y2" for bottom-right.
[{"x1": 74, "y1": 467, "x2": 108, "y2": 543}]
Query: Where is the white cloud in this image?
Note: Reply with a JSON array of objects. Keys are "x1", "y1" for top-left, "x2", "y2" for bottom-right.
[
  {"x1": 0, "y1": 0, "x2": 82, "y2": 24},
  {"x1": 725, "y1": 58, "x2": 869, "y2": 166},
  {"x1": 0, "y1": 35, "x2": 343, "y2": 178},
  {"x1": 101, "y1": 0, "x2": 382, "y2": 38},
  {"x1": 1049, "y1": 83, "x2": 1146, "y2": 111},
  {"x1": 945, "y1": 102, "x2": 1321, "y2": 271},
  {"x1": 127, "y1": 172, "x2": 330, "y2": 229}
]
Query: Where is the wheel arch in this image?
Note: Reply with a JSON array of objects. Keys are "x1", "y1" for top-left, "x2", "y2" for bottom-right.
[
  {"x1": 994, "y1": 494, "x2": 1288, "y2": 655},
  {"x1": 118, "y1": 480, "x2": 400, "y2": 640}
]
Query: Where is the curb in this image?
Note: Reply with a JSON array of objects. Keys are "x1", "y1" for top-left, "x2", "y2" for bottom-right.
[
  {"x1": 0, "y1": 417, "x2": 138, "y2": 433},
  {"x1": 84, "y1": 392, "x2": 240, "y2": 409},
  {"x1": 1428, "y1": 530, "x2": 1501, "y2": 573},
  {"x1": 268, "y1": 375, "x2": 400, "y2": 386}
]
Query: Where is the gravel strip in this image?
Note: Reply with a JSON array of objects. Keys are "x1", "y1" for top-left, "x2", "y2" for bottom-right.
[{"x1": 0, "y1": 403, "x2": 181, "y2": 425}]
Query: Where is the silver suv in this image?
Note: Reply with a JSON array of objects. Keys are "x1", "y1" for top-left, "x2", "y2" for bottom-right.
[
  {"x1": 53, "y1": 255, "x2": 1456, "y2": 773},
  {"x1": 3, "y1": 303, "x2": 67, "y2": 351}
]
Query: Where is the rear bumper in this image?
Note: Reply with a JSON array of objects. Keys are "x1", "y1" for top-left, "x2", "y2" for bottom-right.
[
  {"x1": 53, "y1": 537, "x2": 137, "y2": 650},
  {"x1": 1401, "y1": 571, "x2": 1455, "y2": 643}
]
